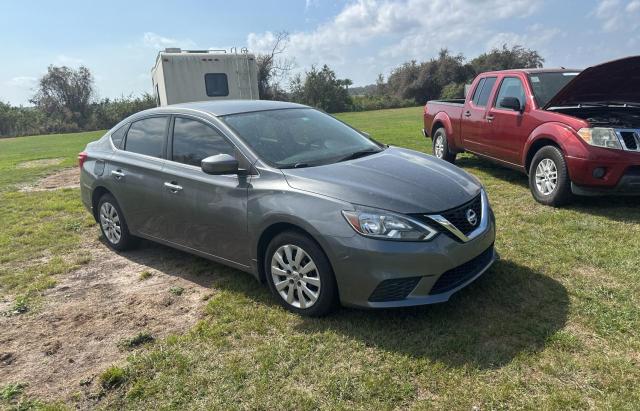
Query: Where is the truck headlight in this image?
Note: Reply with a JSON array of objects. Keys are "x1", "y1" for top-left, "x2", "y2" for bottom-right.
[
  {"x1": 342, "y1": 208, "x2": 438, "y2": 241},
  {"x1": 577, "y1": 128, "x2": 622, "y2": 149}
]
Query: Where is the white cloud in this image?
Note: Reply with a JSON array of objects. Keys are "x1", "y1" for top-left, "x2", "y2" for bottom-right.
[
  {"x1": 593, "y1": 0, "x2": 640, "y2": 32},
  {"x1": 142, "y1": 32, "x2": 196, "y2": 50},
  {"x1": 6, "y1": 76, "x2": 38, "y2": 88},
  {"x1": 248, "y1": 0, "x2": 544, "y2": 84}
]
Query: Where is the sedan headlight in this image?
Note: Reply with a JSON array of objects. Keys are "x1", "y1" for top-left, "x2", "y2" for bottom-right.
[
  {"x1": 342, "y1": 207, "x2": 438, "y2": 241},
  {"x1": 577, "y1": 128, "x2": 622, "y2": 149}
]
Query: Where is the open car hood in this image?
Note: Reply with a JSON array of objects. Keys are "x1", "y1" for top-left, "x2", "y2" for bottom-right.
[{"x1": 544, "y1": 55, "x2": 640, "y2": 109}]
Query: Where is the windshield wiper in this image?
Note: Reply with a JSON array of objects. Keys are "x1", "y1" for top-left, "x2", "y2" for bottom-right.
[
  {"x1": 280, "y1": 162, "x2": 310, "y2": 169},
  {"x1": 338, "y1": 148, "x2": 382, "y2": 162}
]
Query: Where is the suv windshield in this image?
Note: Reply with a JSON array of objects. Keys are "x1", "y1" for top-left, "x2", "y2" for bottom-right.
[
  {"x1": 528, "y1": 71, "x2": 580, "y2": 107},
  {"x1": 221, "y1": 108, "x2": 382, "y2": 168}
]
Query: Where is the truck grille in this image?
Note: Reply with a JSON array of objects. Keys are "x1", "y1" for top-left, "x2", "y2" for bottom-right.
[
  {"x1": 368, "y1": 277, "x2": 421, "y2": 302},
  {"x1": 429, "y1": 245, "x2": 494, "y2": 295},
  {"x1": 619, "y1": 131, "x2": 639, "y2": 150}
]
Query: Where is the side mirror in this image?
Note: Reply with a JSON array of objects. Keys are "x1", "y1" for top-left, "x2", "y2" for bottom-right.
[
  {"x1": 500, "y1": 97, "x2": 523, "y2": 113},
  {"x1": 201, "y1": 154, "x2": 240, "y2": 175}
]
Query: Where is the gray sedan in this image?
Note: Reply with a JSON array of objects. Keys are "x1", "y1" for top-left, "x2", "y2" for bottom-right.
[{"x1": 80, "y1": 100, "x2": 497, "y2": 316}]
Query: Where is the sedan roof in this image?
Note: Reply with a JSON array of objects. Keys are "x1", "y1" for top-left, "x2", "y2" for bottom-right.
[{"x1": 164, "y1": 100, "x2": 309, "y2": 116}]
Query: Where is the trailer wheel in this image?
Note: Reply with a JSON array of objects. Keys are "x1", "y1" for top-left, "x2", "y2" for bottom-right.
[{"x1": 433, "y1": 128, "x2": 456, "y2": 163}]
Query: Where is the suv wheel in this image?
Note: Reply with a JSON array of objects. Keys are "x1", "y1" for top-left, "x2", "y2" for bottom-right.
[
  {"x1": 97, "y1": 193, "x2": 138, "y2": 251},
  {"x1": 433, "y1": 127, "x2": 456, "y2": 163},
  {"x1": 265, "y1": 231, "x2": 338, "y2": 316},
  {"x1": 529, "y1": 146, "x2": 573, "y2": 206}
]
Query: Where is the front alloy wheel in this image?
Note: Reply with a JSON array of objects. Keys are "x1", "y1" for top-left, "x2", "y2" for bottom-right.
[
  {"x1": 535, "y1": 158, "x2": 558, "y2": 196},
  {"x1": 265, "y1": 231, "x2": 338, "y2": 316},
  {"x1": 271, "y1": 244, "x2": 321, "y2": 309}
]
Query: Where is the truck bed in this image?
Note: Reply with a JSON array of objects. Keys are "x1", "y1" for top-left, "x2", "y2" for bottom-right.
[{"x1": 423, "y1": 99, "x2": 465, "y2": 139}]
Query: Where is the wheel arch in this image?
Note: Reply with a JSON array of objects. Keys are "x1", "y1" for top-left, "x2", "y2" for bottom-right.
[
  {"x1": 91, "y1": 186, "x2": 112, "y2": 222},
  {"x1": 256, "y1": 221, "x2": 334, "y2": 284}
]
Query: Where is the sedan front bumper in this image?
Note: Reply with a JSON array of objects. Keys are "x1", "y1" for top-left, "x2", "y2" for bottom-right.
[{"x1": 321, "y1": 211, "x2": 497, "y2": 308}]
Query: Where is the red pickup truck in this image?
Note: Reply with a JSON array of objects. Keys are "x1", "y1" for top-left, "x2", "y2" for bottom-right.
[{"x1": 423, "y1": 56, "x2": 640, "y2": 206}]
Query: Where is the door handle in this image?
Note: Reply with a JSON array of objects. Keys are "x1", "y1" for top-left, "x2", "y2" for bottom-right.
[
  {"x1": 111, "y1": 170, "x2": 125, "y2": 180},
  {"x1": 486, "y1": 115, "x2": 495, "y2": 122},
  {"x1": 464, "y1": 111, "x2": 471, "y2": 117},
  {"x1": 164, "y1": 182, "x2": 183, "y2": 193}
]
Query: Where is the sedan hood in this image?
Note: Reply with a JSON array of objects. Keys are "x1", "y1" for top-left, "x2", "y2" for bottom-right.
[
  {"x1": 281, "y1": 147, "x2": 481, "y2": 214},
  {"x1": 544, "y1": 55, "x2": 640, "y2": 109}
]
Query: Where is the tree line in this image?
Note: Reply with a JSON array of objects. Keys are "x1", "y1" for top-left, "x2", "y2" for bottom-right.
[{"x1": 0, "y1": 38, "x2": 542, "y2": 138}]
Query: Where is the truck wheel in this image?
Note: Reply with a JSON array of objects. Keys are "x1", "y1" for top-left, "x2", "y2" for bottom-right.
[
  {"x1": 433, "y1": 128, "x2": 456, "y2": 163},
  {"x1": 529, "y1": 146, "x2": 573, "y2": 207}
]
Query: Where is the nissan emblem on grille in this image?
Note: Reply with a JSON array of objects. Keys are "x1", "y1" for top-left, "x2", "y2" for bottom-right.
[{"x1": 466, "y1": 209, "x2": 478, "y2": 226}]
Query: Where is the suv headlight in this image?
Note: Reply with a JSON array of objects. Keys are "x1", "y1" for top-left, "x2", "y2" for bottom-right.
[
  {"x1": 577, "y1": 128, "x2": 622, "y2": 149},
  {"x1": 342, "y1": 207, "x2": 438, "y2": 241}
]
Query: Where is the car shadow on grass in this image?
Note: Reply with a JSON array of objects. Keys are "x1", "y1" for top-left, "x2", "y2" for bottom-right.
[
  {"x1": 111, "y1": 239, "x2": 568, "y2": 371},
  {"x1": 295, "y1": 259, "x2": 569, "y2": 370}
]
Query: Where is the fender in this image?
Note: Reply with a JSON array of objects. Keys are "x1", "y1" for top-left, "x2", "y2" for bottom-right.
[
  {"x1": 431, "y1": 111, "x2": 461, "y2": 150},
  {"x1": 521, "y1": 121, "x2": 590, "y2": 168}
]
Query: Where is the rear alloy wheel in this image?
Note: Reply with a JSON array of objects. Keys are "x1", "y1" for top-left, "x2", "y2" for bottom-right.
[
  {"x1": 265, "y1": 231, "x2": 337, "y2": 316},
  {"x1": 529, "y1": 146, "x2": 573, "y2": 206},
  {"x1": 97, "y1": 194, "x2": 137, "y2": 251},
  {"x1": 433, "y1": 127, "x2": 456, "y2": 163}
]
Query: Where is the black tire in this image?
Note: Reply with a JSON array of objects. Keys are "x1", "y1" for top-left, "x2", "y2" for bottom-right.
[
  {"x1": 432, "y1": 127, "x2": 457, "y2": 163},
  {"x1": 528, "y1": 146, "x2": 573, "y2": 207},
  {"x1": 97, "y1": 193, "x2": 138, "y2": 251},
  {"x1": 264, "y1": 230, "x2": 338, "y2": 316}
]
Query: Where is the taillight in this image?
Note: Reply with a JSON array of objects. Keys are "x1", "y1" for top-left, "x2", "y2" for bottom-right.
[{"x1": 78, "y1": 151, "x2": 88, "y2": 169}]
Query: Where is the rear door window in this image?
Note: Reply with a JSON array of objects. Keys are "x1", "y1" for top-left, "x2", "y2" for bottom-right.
[
  {"x1": 471, "y1": 78, "x2": 486, "y2": 105},
  {"x1": 172, "y1": 117, "x2": 235, "y2": 167},
  {"x1": 474, "y1": 77, "x2": 497, "y2": 107},
  {"x1": 124, "y1": 116, "x2": 168, "y2": 158}
]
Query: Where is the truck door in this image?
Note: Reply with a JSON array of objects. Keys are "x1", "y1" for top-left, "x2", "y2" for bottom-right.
[
  {"x1": 460, "y1": 76, "x2": 497, "y2": 154},
  {"x1": 485, "y1": 76, "x2": 528, "y2": 164}
]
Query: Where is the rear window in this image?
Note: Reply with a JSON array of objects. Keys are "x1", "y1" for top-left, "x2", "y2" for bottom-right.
[
  {"x1": 205, "y1": 73, "x2": 229, "y2": 97},
  {"x1": 474, "y1": 77, "x2": 497, "y2": 107},
  {"x1": 471, "y1": 78, "x2": 486, "y2": 105},
  {"x1": 124, "y1": 116, "x2": 168, "y2": 158}
]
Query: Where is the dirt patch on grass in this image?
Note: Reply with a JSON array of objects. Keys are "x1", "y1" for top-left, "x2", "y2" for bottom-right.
[
  {"x1": 0, "y1": 232, "x2": 215, "y2": 403},
  {"x1": 16, "y1": 158, "x2": 65, "y2": 169},
  {"x1": 19, "y1": 167, "x2": 80, "y2": 192}
]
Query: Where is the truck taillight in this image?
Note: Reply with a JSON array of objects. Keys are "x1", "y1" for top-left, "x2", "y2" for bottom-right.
[{"x1": 78, "y1": 151, "x2": 88, "y2": 169}]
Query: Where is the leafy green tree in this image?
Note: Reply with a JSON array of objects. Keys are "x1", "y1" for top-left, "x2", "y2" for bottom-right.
[
  {"x1": 289, "y1": 65, "x2": 352, "y2": 113},
  {"x1": 471, "y1": 45, "x2": 544, "y2": 74},
  {"x1": 30, "y1": 65, "x2": 95, "y2": 131}
]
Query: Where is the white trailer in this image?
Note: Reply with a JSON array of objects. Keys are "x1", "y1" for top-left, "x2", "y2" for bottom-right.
[{"x1": 151, "y1": 48, "x2": 259, "y2": 106}]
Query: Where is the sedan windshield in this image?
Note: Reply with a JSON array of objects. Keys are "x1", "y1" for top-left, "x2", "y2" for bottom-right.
[
  {"x1": 528, "y1": 71, "x2": 580, "y2": 107},
  {"x1": 221, "y1": 108, "x2": 382, "y2": 168}
]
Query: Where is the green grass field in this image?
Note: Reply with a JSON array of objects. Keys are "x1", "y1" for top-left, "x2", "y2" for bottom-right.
[{"x1": 1, "y1": 107, "x2": 639, "y2": 409}]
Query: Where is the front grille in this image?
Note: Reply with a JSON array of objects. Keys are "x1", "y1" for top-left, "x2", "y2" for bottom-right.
[
  {"x1": 368, "y1": 277, "x2": 421, "y2": 302},
  {"x1": 429, "y1": 245, "x2": 494, "y2": 295},
  {"x1": 620, "y1": 131, "x2": 639, "y2": 150},
  {"x1": 439, "y1": 194, "x2": 482, "y2": 236}
]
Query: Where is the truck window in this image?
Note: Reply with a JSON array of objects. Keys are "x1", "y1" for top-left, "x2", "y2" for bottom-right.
[
  {"x1": 205, "y1": 73, "x2": 229, "y2": 97},
  {"x1": 495, "y1": 77, "x2": 526, "y2": 109},
  {"x1": 471, "y1": 78, "x2": 486, "y2": 105},
  {"x1": 474, "y1": 77, "x2": 497, "y2": 107}
]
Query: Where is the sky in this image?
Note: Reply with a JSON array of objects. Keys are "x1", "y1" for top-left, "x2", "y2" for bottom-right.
[{"x1": 1, "y1": 0, "x2": 639, "y2": 106}]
